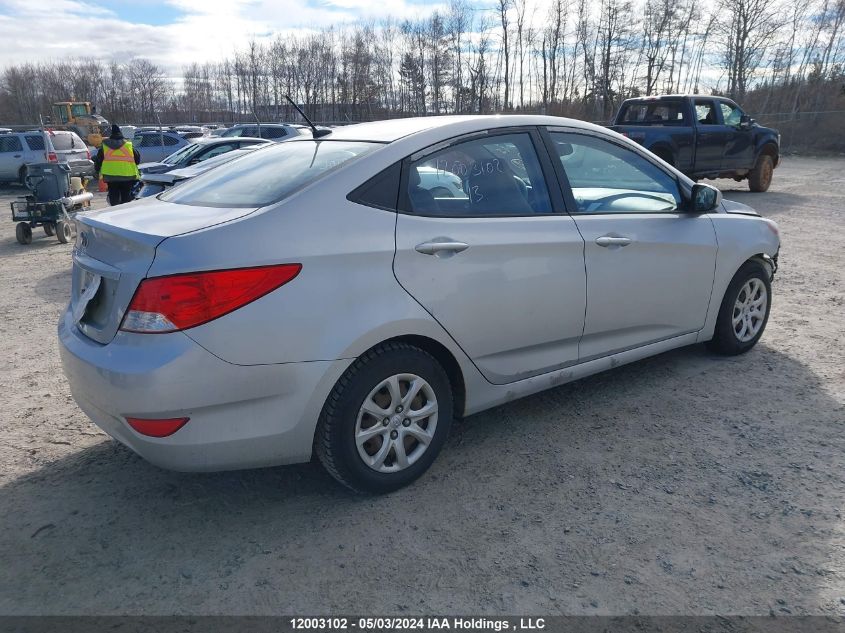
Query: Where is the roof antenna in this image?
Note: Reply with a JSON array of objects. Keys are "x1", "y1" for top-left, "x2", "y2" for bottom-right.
[{"x1": 285, "y1": 95, "x2": 331, "y2": 138}]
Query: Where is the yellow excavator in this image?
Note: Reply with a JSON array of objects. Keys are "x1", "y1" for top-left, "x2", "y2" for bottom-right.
[{"x1": 50, "y1": 101, "x2": 110, "y2": 147}]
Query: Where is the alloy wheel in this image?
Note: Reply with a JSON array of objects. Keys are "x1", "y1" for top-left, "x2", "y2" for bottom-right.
[
  {"x1": 355, "y1": 373, "x2": 438, "y2": 473},
  {"x1": 732, "y1": 278, "x2": 767, "y2": 342}
]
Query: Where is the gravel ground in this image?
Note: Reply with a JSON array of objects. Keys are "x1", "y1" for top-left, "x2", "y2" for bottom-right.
[{"x1": 0, "y1": 157, "x2": 843, "y2": 616}]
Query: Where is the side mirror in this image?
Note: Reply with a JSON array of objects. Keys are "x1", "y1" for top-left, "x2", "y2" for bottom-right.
[
  {"x1": 557, "y1": 142, "x2": 575, "y2": 157},
  {"x1": 690, "y1": 183, "x2": 721, "y2": 213},
  {"x1": 739, "y1": 114, "x2": 753, "y2": 130}
]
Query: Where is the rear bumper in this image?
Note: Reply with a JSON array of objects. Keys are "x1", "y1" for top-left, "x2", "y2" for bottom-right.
[{"x1": 58, "y1": 307, "x2": 351, "y2": 471}]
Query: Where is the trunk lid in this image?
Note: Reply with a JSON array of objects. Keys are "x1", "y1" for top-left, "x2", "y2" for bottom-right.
[{"x1": 71, "y1": 198, "x2": 258, "y2": 344}]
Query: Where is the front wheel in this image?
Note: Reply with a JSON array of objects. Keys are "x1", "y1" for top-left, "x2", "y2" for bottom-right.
[
  {"x1": 43, "y1": 223, "x2": 55, "y2": 237},
  {"x1": 707, "y1": 261, "x2": 772, "y2": 355},
  {"x1": 315, "y1": 342, "x2": 453, "y2": 494},
  {"x1": 748, "y1": 154, "x2": 774, "y2": 192}
]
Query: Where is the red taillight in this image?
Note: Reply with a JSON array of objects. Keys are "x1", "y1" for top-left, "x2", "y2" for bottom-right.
[
  {"x1": 126, "y1": 417, "x2": 189, "y2": 437},
  {"x1": 86, "y1": 148, "x2": 91, "y2": 160},
  {"x1": 47, "y1": 152, "x2": 58, "y2": 162},
  {"x1": 120, "y1": 264, "x2": 302, "y2": 333}
]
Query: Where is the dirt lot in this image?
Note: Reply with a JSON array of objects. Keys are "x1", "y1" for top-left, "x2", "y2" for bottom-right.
[{"x1": 0, "y1": 158, "x2": 843, "y2": 616}]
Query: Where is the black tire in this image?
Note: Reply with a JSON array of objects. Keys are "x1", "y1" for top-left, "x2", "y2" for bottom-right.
[
  {"x1": 315, "y1": 342, "x2": 453, "y2": 494},
  {"x1": 15, "y1": 222, "x2": 32, "y2": 245},
  {"x1": 652, "y1": 148, "x2": 674, "y2": 167},
  {"x1": 706, "y1": 260, "x2": 772, "y2": 355},
  {"x1": 18, "y1": 166, "x2": 27, "y2": 186},
  {"x1": 56, "y1": 220, "x2": 72, "y2": 244},
  {"x1": 748, "y1": 154, "x2": 774, "y2": 192},
  {"x1": 43, "y1": 223, "x2": 55, "y2": 237}
]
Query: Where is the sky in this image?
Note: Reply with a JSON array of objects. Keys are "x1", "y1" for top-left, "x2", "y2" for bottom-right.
[{"x1": 0, "y1": 0, "x2": 452, "y2": 72}]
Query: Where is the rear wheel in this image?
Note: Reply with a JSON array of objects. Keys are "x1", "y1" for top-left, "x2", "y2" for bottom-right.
[
  {"x1": 315, "y1": 342, "x2": 453, "y2": 494},
  {"x1": 18, "y1": 166, "x2": 27, "y2": 186},
  {"x1": 652, "y1": 148, "x2": 674, "y2": 167},
  {"x1": 43, "y1": 223, "x2": 55, "y2": 237},
  {"x1": 748, "y1": 154, "x2": 774, "y2": 192},
  {"x1": 707, "y1": 261, "x2": 771, "y2": 355},
  {"x1": 15, "y1": 222, "x2": 32, "y2": 245},
  {"x1": 56, "y1": 220, "x2": 72, "y2": 244}
]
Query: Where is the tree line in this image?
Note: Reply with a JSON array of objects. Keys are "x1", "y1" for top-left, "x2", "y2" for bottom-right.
[{"x1": 1, "y1": 0, "x2": 844, "y2": 128}]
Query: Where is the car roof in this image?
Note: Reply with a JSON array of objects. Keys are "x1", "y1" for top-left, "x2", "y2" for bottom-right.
[
  {"x1": 323, "y1": 114, "x2": 609, "y2": 143},
  {"x1": 623, "y1": 94, "x2": 735, "y2": 102}
]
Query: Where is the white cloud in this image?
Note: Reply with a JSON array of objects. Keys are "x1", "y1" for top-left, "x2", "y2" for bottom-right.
[{"x1": 0, "y1": 0, "x2": 454, "y2": 72}]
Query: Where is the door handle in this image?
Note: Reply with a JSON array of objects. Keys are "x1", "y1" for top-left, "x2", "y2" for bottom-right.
[
  {"x1": 415, "y1": 240, "x2": 469, "y2": 256},
  {"x1": 13, "y1": 154, "x2": 21, "y2": 158},
  {"x1": 595, "y1": 236, "x2": 632, "y2": 247}
]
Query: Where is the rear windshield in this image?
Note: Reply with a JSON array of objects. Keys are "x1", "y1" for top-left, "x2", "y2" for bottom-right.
[
  {"x1": 619, "y1": 101, "x2": 687, "y2": 126},
  {"x1": 160, "y1": 140, "x2": 379, "y2": 207},
  {"x1": 50, "y1": 133, "x2": 78, "y2": 150}
]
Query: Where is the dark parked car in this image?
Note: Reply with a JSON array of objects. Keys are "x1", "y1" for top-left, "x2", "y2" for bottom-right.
[
  {"x1": 138, "y1": 137, "x2": 270, "y2": 175},
  {"x1": 135, "y1": 145, "x2": 264, "y2": 198},
  {"x1": 220, "y1": 123, "x2": 308, "y2": 141},
  {"x1": 609, "y1": 95, "x2": 780, "y2": 191}
]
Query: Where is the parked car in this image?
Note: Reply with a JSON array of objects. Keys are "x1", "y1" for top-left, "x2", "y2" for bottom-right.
[
  {"x1": 139, "y1": 137, "x2": 271, "y2": 175},
  {"x1": 609, "y1": 95, "x2": 780, "y2": 191},
  {"x1": 220, "y1": 123, "x2": 308, "y2": 141},
  {"x1": 0, "y1": 129, "x2": 93, "y2": 183},
  {"x1": 60, "y1": 115, "x2": 780, "y2": 494},
  {"x1": 136, "y1": 145, "x2": 265, "y2": 198},
  {"x1": 131, "y1": 130, "x2": 192, "y2": 163}
]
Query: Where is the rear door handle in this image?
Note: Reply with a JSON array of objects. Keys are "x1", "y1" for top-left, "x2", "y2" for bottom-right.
[
  {"x1": 595, "y1": 236, "x2": 632, "y2": 247},
  {"x1": 415, "y1": 239, "x2": 469, "y2": 257}
]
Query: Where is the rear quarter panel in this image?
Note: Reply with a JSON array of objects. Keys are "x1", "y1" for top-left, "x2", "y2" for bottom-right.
[{"x1": 147, "y1": 177, "x2": 469, "y2": 370}]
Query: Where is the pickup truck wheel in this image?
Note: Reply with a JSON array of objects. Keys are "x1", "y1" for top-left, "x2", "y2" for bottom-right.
[
  {"x1": 652, "y1": 149, "x2": 674, "y2": 167},
  {"x1": 749, "y1": 155, "x2": 774, "y2": 192},
  {"x1": 18, "y1": 166, "x2": 27, "y2": 186}
]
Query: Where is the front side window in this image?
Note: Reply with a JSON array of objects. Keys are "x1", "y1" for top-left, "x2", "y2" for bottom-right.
[
  {"x1": 551, "y1": 132, "x2": 681, "y2": 213},
  {"x1": 695, "y1": 100, "x2": 718, "y2": 125},
  {"x1": 720, "y1": 102, "x2": 743, "y2": 127},
  {"x1": 405, "y1": 132, "x2": 552, "y2": 216},
  {"x1": 161, "y1": 140, "x2": 379, "y2": 207},
  {"x1": 0, "y1": 136, "x2": 22, "y2": 152}
]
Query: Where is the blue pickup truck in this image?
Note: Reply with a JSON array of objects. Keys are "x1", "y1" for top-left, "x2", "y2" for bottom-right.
[{"x1": 609, "y1": 95, "x2": 780, "y2": 192}]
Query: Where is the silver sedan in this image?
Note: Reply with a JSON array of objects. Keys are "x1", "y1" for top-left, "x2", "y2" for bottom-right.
[{"x1": 59, "y1": 115, "x2": 780, "y2": 493}]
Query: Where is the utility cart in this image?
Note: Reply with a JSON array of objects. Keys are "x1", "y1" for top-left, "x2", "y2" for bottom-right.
[{"x1": 12, "y1": 163, "x2": 93, "y2": 245}]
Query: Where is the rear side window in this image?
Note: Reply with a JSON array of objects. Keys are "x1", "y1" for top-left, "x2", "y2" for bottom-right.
[
  {"x1": 348, "y1": 162, "x2": 401, "y2": 210},
  {"x1": 620, "y1": 101, "x2": 687, "y2": 125},
  {"x1": 163, "y1": 134, "x2": 180, "y2": 146},
  {"x1": 0, "y1": 136, "x2": 23, "y2": 152},
  {"x1": 25, "y1": 135, "x2": 45, "y2": 150},
  {"x1": 161, "y1": 140, "x2": 379, "y2": 207},
  {"x1": 695, "y1": 100, "x2": 718, "y2": 125},
  {"x1": 404, "y1": 132, "x2": 552, "y2": 216},
  {"x1": 262, "y1": 127, "x2": 287, "y2": 139}
]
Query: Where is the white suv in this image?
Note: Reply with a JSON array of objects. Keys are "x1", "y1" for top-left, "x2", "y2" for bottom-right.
[{"x1": 0, "y1": 130, "x2": 94, "y2": 184}]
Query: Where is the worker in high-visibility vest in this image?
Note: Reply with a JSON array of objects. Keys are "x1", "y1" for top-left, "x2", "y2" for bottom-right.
[{"x1": 94, "y1": 124, "x2": 140, "y2": 206}]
